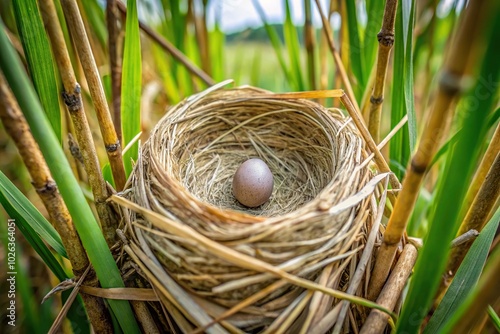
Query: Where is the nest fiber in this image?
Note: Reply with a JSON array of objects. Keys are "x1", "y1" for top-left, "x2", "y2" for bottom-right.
[{"x1": 120, "y1": 84, "x2": 387, "y2": 332}]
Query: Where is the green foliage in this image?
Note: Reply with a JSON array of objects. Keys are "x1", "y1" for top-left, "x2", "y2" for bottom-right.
[
  {"x1": 363, "y1": 0, "x2": 384, "y2": 76},
  {"x1": 0, "y1": 172, "x2": 66, "y2": 257},
  {"x1": 12, "y1": 0, "x2": 61, "y2": 144},
  {"x1": 0, "y1": 174, "x2": 90, "y2": 333},
  {"x1": 252, "y1": 0, "x2": 294, "y2": 90},
  {"x1": 121, "y1": 0, "x2": 142, "y2": 177},
  {"x1": 424, "y1": 207, "x2": 500, "y2": 334},
  {"x1": 487, "y1": 306, "x2": 500, "y2": 332},
  {"x1": 0, "y1": 20, "x2": 140, "y2": 333},
  {"x1": 344, "y1": 0, "x2": 365, "y2": 100},
  {"x1": 397, "y1": 11, "x2": 500, "y2": 332},
  {"x1": 79, "y1": 0, "x2": 107, "y2": 48},
  {"x1": 283, "y1": 0, "x2": 305, "y2": 90},
  {"x1": 390, "y1": 0, "x2": 416, "y2": 181}
]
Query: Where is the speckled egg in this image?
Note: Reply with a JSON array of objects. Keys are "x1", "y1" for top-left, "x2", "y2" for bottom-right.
[{"x1": 232, "y1": 158, "x2": 274, "y2": 208}]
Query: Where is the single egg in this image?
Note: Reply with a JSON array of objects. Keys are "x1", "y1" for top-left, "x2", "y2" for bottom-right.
[{"x1": 232, "y1": 158, "x2": 274, "y2": 208}]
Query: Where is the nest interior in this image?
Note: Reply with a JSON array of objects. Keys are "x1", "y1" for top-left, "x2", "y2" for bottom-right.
[{"x1": 122, "y1": 85, "x2": 385, "y2": 332}]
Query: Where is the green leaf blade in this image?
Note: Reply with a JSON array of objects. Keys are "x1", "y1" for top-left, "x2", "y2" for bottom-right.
[
  {"x1": 424, "y1": 207, "x2": 500, "y2": 334},
  {"x1": 12, "y1": 0, "x2": 61, "y2": 144},
  {"x1": 121, "y1": 0, "x2": 142, "y2": 177},
  {"x1": 345, "y1": 0, "x2": 365, "y2": 100},
  {"x1": 0, "y1": 172, "x2": 66, "y2": 257}
]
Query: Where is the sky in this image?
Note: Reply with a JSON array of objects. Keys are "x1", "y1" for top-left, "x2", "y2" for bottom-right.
[{"x1": 207, "y1": 0, "x2": 332, "y2": 33}]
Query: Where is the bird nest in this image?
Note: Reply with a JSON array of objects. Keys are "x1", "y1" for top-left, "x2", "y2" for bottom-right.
[{"x1": 115, "y1": 82, "x2": 391, "y2": 333}]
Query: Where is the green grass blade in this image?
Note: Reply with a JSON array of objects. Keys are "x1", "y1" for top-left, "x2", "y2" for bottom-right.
[
  {"x1": 396, "y1": 11, "x2": 500, "y2": 333},
  {"x1": 210, "y1": 17, "x2": 225, "y2": 83},
  {"x1": 152, "y1": 44, "x2": 181, "y2": 104},
  {"x1": 407, "y1": 188, "x2": 432, "y2": 237},
  {"x1": 364, "y1": 0, "x2": 384, "y2": 74},
  {"x1": 424, "y1": 207, "x2": 500, "y2": 334},
  {"x1": 402, "y1": 0, "x2": 417, "y2": 153},
  {"x1": 440, "y1": 235, "x2": 500, "y2": 333},
  {"x1": 487, "y1": 306, "x2": 500, "y2": 332},
  {"x1": 430, "y1": 106, "x2": 500, "y2": 168},
  {"x1": 389, "y1": 0, "x2": 416, "y2": 180},
  {"x1": 252, "y1": 0, "x2": 294, "y2": 89},
  {"x1": 0, "y1": 19, "x2": 140, "y2": 334},
  {"x1": 0, "y1": 195, "x2": 91, "y2": 333},
  {"x1": 167, "y1": 0, "x2": 186, "y2": 50},
  {"x1": 121, "y1": 0, "x2": 142, "y2": 177},
  {"x1": 0, "y1": 218, "x2": 39, "y2": 332},
  {"x1": 344, "y1": 0, "x2": 365, "y2": 99},
  {"x1": 12, "y1": 0, "x2": 61, "y2": 144},
  {"x1": 250, "y1": 49, "x2": 262, "y2": 86},
  {"x1": 102, "y1": 162, "x2": 115, "y2": 189},
  {"x1": 79, "y1": 0, "x2": 107, "y2": 48},
  {"x1": 283, "y1": 0, "x2": 305, "y2": 91},
  {"x1": 0, "y1": 192, "x2": 67, "y2": 279},
  {"x1": 0, "y1": 172, "x2": 66, "y2": 257}
]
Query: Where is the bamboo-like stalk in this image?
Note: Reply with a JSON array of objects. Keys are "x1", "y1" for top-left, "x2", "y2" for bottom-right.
[
  {"x1": 367, "y1": 0, "x2": 486, "y2": 301},
  {"x1": 360, "y1": 243, "x2": 418, "y2": 334},
  {"x1": 460, "y1": 122, "x2": 500, "y2": 220},
  {"x1": 60, "y1": 0, "x2": 126, "y2": 191},
  {"x1": 439, "y1": 153, "x2": 500, "y2": 297},
  {"x1": 367, "y1": 0, "x2": 398, "y2": 143},
  {"x1": 0, "y1": 74, "x2": 113, "y2": 334},
  {"x1": 40, "y1": 0, "x2": 117, "y2": 246},
  {"x1": 106, "y1": 0, "x2": 122, "y2": 142},
  {"x1": 314, "y1": 0, "x2": 360, "y2": 113},
  {"x1": 116, "y1": 0, "x2": 214, "y2": 87},
  {"x1": 340, "y1": 93, "x2": 401, "y2": 195},
  {"x1": 304, "y1": 0, "x2": 316, "y2": 90}
]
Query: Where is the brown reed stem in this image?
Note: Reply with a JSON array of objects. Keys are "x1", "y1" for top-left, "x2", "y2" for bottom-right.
[
  {"x1": 439, "y1": 153, "x2": 500, "y2": 297},
  {"x1": 40, "y1": 0, "x2": 118, "y2": 246},
  {"x1": 314, "y1": 0, "x2": 360, "y2": 113},
  {"x1": 304, "y1": 0, "x2": 316, "y2": 90},
  {"x1": 106, "y1": 0, "x2": 122, "y2": 142},
  {"x1": 116, "y1": 0, "x2": 215, "y2": 87},
  {"x1": 367, "y1": 0, "x2": 398, "y2": 143},
  {"x1": 0, "y1": 74, "x2": 112, "y2": 334},
  {"x1": 60, "y1": 0, "x2": 126, "y2": 191},
  {"x1": 360, "y1": 243, "x2": 418, "y2": 334},
  {"x1": 361, "y1": 65, "x2": 377, "y2": 123},
  {"x1": 339, "y1": 93, "x2": 401, "y2": 197},
  {"x1": 367, "y1": 0, "x2": 486, "y2": 301},
  {"x1": 460, "y1": 122, "x2": 500, "y2": 221}
]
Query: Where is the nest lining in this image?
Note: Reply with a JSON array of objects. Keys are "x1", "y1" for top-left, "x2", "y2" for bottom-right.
[{"x1": 121, "y1": 85, "x2": 385, "y2": 331}]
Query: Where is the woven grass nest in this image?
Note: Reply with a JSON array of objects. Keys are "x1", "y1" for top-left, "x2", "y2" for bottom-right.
[{"x1": 117, "y1": 82, "x2": 391, "y2": 333}]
